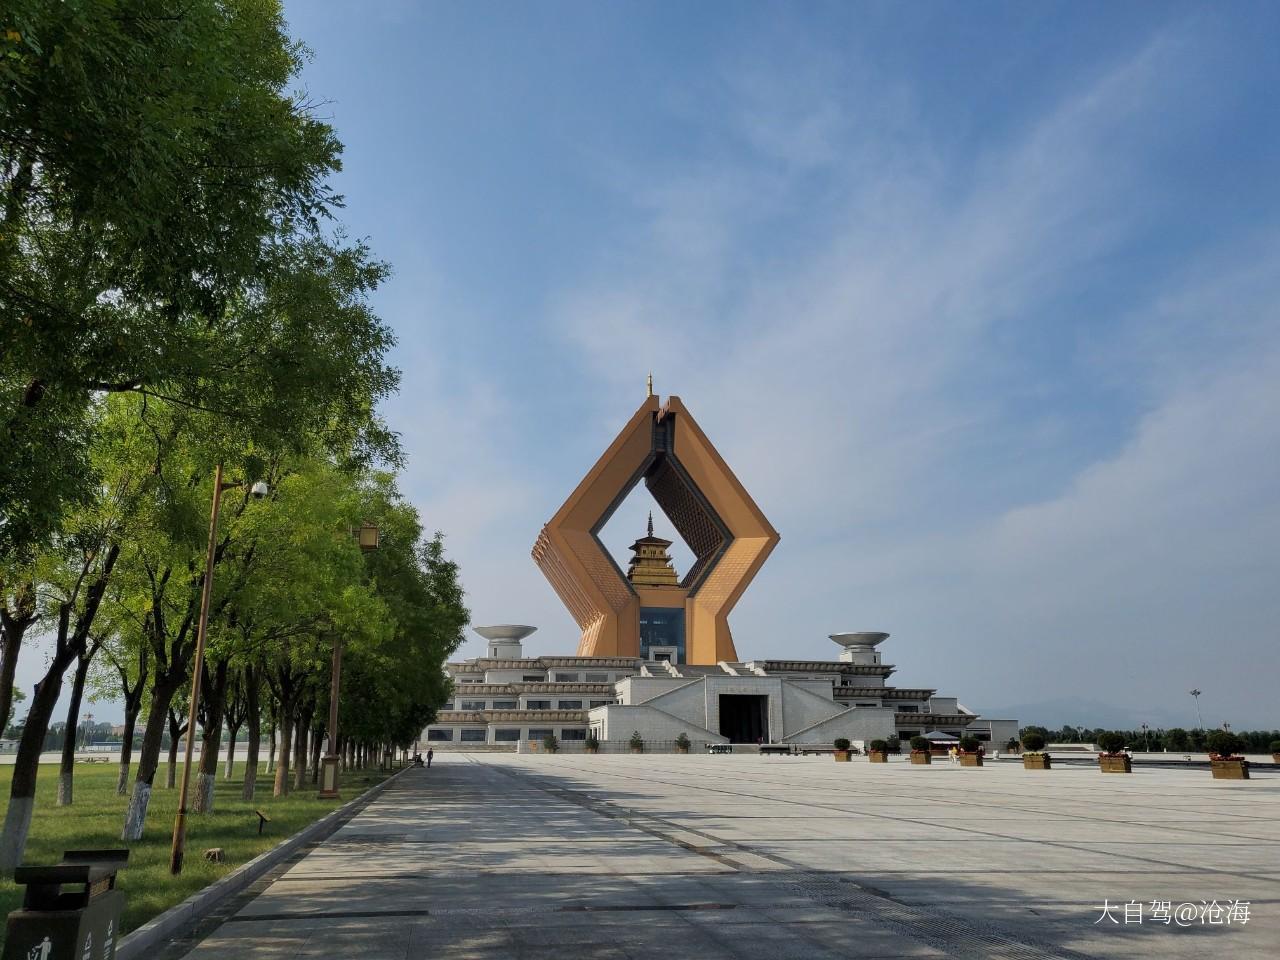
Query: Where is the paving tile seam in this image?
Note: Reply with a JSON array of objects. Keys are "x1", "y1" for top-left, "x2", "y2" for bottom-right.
[
  {"x1": 521, "y1": 761, "x2": 1280, "y2": 840},
  {"x1": 514, "y1": 759, "x2": 1280, "y2": 882},
  {"x1": 271, "y1": 870, "x2": 738, "y2": 882},
  {"x1": 267, "y1": 866, "x2": 1218, "y2": 883},
  {"x1": 484, "y1": 758, "x2": 1106, "y2": 960},
  {"x1": 506, "y1": 764, "x2": 1279, "y2": 828},
  {"x1": 181, "y1": 759, "x2": 1279, "y2": 960},
  {"x1": 149, "y1": 771, "x2": 414, "y2": 960},
  {"x1": 227, "y1": 902, "x2": 741, "y2": 923},
  {"x1": 792, "y1": 874, "x2": 1102, "y2": 960},
  {"x1": 520, "y1": 760, "x2": 1280, "y2": 823}
]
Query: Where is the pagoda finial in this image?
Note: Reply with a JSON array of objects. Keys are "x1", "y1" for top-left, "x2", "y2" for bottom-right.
[
  {"x1": 646, "y1": 372, "x2": 653, "y2": 398},
  {"x1": 647, "y1": 511, "x2": 654, "y2": 537}
]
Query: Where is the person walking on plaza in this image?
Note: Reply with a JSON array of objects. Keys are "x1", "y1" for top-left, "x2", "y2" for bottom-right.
[{"x1": 427, "y1": 747, "x2": 433, "y2": 768}]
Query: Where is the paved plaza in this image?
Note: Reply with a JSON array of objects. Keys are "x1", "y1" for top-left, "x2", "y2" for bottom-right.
[{"x1": 175, "y1": 754, "x2": 1279, "y2": 959}]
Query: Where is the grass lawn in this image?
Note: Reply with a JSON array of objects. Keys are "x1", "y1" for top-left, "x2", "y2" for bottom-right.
[{"x1": 0, "y1": 761, "x2": 390, "y2": 949}]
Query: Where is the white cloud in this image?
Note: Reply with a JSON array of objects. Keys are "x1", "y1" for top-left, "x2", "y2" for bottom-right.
[{"x1": 543, "y1": 24, "x2": 1280, "y2": 726}]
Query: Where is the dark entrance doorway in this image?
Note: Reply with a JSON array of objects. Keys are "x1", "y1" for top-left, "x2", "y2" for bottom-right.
[{"x1": 719, "y1": 694, "x2": 769, "y2": 743}]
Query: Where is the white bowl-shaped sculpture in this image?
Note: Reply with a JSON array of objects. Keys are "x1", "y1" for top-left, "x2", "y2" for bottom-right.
[
  {"x1": 829, "y1": 631, "x2": 889, "y2": 648},
  {"x1": 473, "y1": 625, "x2": 538, "y2": 642}
]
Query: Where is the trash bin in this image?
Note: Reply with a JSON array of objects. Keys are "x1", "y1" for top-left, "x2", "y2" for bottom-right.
[{"x1": 3, "y1": 849, "x2": 128, "y2": 960}]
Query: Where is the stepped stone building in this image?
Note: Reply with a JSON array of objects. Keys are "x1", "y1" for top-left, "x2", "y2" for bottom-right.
[
  {"x1": 424, "y1": 626, "x2": 1015, "y2": 749},
  {"x1": 422, "y1": 387, "x2": 1016, "y2": 751}
]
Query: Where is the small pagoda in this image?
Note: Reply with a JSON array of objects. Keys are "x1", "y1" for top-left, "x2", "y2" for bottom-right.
[{"x1": 626, "y1": 513, "x2": 680, "y2": 587}]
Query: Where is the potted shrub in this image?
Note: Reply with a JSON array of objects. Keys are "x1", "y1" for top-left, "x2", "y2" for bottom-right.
[
  {"x1": 909, "y1": 735, "x2": 932, "y2": 765},
  {"x1": 542, "y1": 733, "x2": 559, "y2": 755},
  {"x1": 1097, "y1": 731, "x2": 1131, "y2": 773},
  {"x1": 1004, "y1": 738, "x2": 1021, "y2": 754},
  {"x1": 1271, "y1": 739, "x2": 1280, "y2": 764},
  {"x1": 629, "y1": 730, "x2": 644, "y2": 754},
  {"x1": 675, "y1": 732, "x2": 691, "y2": 755},
  {"x1": 1206, "y1": 730, "x2": 1249, "y2": 780},
  {"x1": 833, "y1": 737, "x2": 852, "y2": 762},
  {"x1": 585, "y1": 732, "x2": 600, "y2": 755},
  {"x1": 867, "y1": 738, "x2": 889, "y2": 763},
  {"x1": 1020, "y1": 731, "x2": 1051, "y2": 770},
  {"x1": 957, "y1": 736, "x2": 983, "y2": 767},
  {"x1": 886, "y1": 737, "x2": 901, "y2": 755}
]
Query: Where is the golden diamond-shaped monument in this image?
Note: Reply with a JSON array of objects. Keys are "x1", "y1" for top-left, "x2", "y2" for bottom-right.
[{"x1": 532, "y1": 392, "x2": 779, "y2": 664}]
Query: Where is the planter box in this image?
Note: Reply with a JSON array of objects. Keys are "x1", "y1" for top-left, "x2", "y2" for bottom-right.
[
  {"x1": 585, "y1": 747, "x2": 599, "y2": 755},
  {"x1": 833, "y1": 750, "x2": 851, "y2": 762},
  {"x1": 630, "y1": 747, "x2": 643, "y2": 754},
  {"x1": 1272, "y1": 753, "x2": 1280, "y2": 764},
  {"x1": 675, "y1": 747, "x2": 689, "y2": 755},
  {"x1": 1211, "y1": 758, "x2": 1249, "y2": 780},
  {"x1": 1099, "y1": 755, "x2": 1132, "y2": 773},
  {"x1": 1022, "y1": 753, "x2": 1051, "y2": 770},
  {"x1": 868, "y1": 751, "x2": 888, "y2": 763},
  {"x1": 910, "y1": 752, "x2": 931, "y2": 765},
  {"x1": 958, "y1": 753, "x2": 983, "y2": 767}
]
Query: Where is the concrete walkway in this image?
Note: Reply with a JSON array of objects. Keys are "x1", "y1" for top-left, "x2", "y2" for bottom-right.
[{"x1": 177, "y1": 754, "x2": 1279, "y2": 959}]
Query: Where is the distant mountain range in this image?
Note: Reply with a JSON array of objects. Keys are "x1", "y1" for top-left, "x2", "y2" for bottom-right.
[{"x1": 972, "y1": 696, "x2": 1205, "y2": 731}]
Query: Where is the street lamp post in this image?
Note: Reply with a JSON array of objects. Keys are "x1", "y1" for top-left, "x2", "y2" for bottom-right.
[
  {"x1": 1189, "y1": 689, "x2": 1204, "y2": 730},
  {"x1": 1141, "y1": 723, "x2": 1149, "y2": 753},
  {"x1": 170, "y1": 464, "x2": 267, "y2": 875},
  {"x1": 318, "y1": 522, "x2": 379, "y2": 800}
]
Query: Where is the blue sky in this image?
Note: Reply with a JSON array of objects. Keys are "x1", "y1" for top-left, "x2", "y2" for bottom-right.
[
  {"x1": 26, "y1": 3, "x2": 1277, "y2": 731},
  {"x1": 264, "y1": 1, "x2": 1280, "y2": 729}
]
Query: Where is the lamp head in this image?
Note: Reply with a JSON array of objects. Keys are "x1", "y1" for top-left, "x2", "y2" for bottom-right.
[{"x1": 249, "y1": 480, "x2": 270, "y2": 500}]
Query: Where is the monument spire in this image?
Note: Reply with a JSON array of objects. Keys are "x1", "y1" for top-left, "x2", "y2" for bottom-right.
[{"x1": 646, "y1": 372, "x2": 653, "y2": 398}]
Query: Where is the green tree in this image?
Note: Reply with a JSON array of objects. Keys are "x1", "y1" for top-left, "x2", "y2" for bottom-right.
[
  {"x1": 1021, "y1": 731, "x2": 1046, "y2": 753},
  {"x1": 2, "y1": 0, "x2": 360, "y2": 555},
  {"x1": 0, "y1": 511, "x2": 123, "y2": 867},
  {"x1": 1096, "y1": 732, "x2": 1126, "y2": 755},
  {"x1": 1164, "y1": 727, "x2": 1190, "y2": 751}
]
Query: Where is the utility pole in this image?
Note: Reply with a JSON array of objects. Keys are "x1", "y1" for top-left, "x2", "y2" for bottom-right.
[{"x1": 170, "y1": 467, "x2": 268, "y2": 875}]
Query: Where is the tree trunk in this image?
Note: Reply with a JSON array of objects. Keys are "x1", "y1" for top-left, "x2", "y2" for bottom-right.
[
  {"x1": 272, "y1": 702, "x2": 294, "y2": 797},
  {"x1": 310, "y1": 723, "x2": 323, "y2": 785},
  {"x1": 0, "y1": 666, "x2": 64, "y2": 870},
  {"x1": 0, "y1": 635, "x2": 21, "y2": 735},
  {"x1": 117, "y1": 704, "x2": 139, "y2": 797},
  {"x1": 166, "y1": 731, "x2": 180, "y2": 788},
  {"x1": 121, "y1": 673, "x2": 181, "y2": 841},
  {"x1": 266, "y1": 701, "x2": 277, "y2": 774},
  {"x1": 2, "y1": 548, "x2": 118, "y2": 871},
  {"x1": 165, "y1": 703, "x2": 189, "y2": 791},
  {"x1": 0, "y1": 583, "x2": 38, "y2": 736},
  {"x1": 193, "y1": 658, "x2": 228, "y2": 814},
  {"x1": 56, "y1": 652, "x2": 94, "y2": 806},
  {"x1": 241, "y1": 664, "x2": 260, "y2": 801},
  {"x1": 224, "y1": 729, "x2": 238, "y2": 780},
  {"x1": 292, "y1": 710, "x2": 309, "y2": 791},
  {"x1": 114, "y1": 643, "x2": 149, "y2": 796}
]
